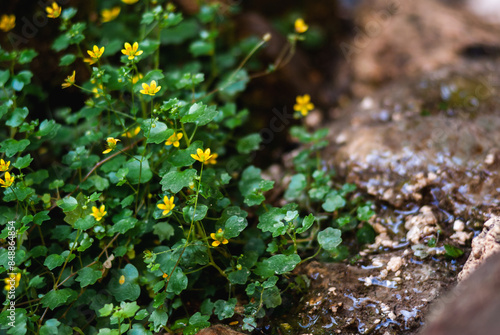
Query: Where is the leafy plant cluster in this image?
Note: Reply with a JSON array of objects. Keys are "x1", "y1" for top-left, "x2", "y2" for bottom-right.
[{"x1": 0, "y1": 1, "x2": 374, "y2": 334}]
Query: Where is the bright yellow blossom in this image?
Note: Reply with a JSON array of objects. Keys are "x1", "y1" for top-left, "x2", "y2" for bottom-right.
[
  {"x1": 121, "y1": 42, "x2": 143, "y2": 60},
  {"x1": 4, "y1": 273, "x2": 21, "y2": 291},
  {"x1": 165, "y1": 132, "x2": 183, "y2": 147},
  {"x1": 191, "y1": 148, "x2": 213, "y2": 164},
  {"x1": 123, "y1": 126, "x2": 141, "y2": 138},
  {"x1": 46, "y1": 2, "x2": 62, "y2": 19},
  {"x1": 140, "y1": 80, "x2": 161, "y2": 96},
  {"x1": 101, "y1": 7, "x2": 121, "y2": 23},
  {"x1": 294, "y1": 18, "x2": 308, "y2": 33},
  {"x1": 0, "y1": 15, "x2": 15, "y2": 32},
  {"x1": 210, "y1": 228, "x2": 228, "y2": 247},
  {"x1": 162, "y1": 273, "x2": 169, "y2": 279},
  {"x1": 0, "y1": 172, "x2": 14, "y2": 188},
  {"x1": 157, "y1": 196, "x2": 175, "y2": 216},
  {"x1": 90, "y1": 205, "x2": 107, "y2": 221},
  {"x1": 293, "y1": 94, "x2": 314, "y2": 116},
  {"x1": 0, "y1": 159, "x2": 10, "y2": 172},
  {"x1": 103, "y1": 137, "x2": 120, "y2": 154},
  {"x1": 132, "y1": 73, "x2": 143, "y2": 84},
  {"x1": 61, "y1": 71, "x2": 76, "y2": 89},
  {"x1": 92, "y1": 84, "x2": 104, "y2": 98},
  {"x1": 119, "y1": 275, "x2": 125, "y2": 285},
  {"x1": 122, "y1": 0, "x2": 139, "y2": 4},
  {"x1": 84, "y1": 45, "x2": 105, "y2": 65},
  {"x1": 206, "y1": 153, "x2": 218, "y2": 165}
]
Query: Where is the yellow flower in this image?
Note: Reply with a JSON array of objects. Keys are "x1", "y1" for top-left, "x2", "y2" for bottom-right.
[
  {"x1": 162, "y1": 273, "x2": 168, "y2": 279},
  {"x1": 132, "y1": 73, "x2": 143, "y2": 84},
  {"x1": 84, "y1": 45, "x2": 105, "y2": 65},
  {"x1": 0, "y1": 159, "x2": 10, "y2": 172},
  {"x1": 122, "y1": 0, "x2": 139, "y2": 4},
  {"x1": 0, "y1": 172, "x2": 14, "y2": 188},
  {"x1": 206, "y1": 153, "x2": 218, "y2": 165},
  {"x1": 46, "y1": 2, "x2": 62, "y2": 19},
  {"x1": 90, "y1": 205, "x2": 107, "y2": 221},
  {"x1": 140, "y1": 80, "x2": 161, "y2": 96},
  {"x1": 103, "y1": 137, "x2": 120, "y2": 154},
  {"x1": 293, "y1": 94, "x2": 314, "y2": 116},
  {"x1": 157, "y1": 196, "x2": 175, "y2": 216},
  {"x1": 294, "y1": 18, "x2": 308, "y2": 33},
  {"x1": 101, "y1": 7, "x2": 120, "y2": 23},
  {"x1": 210, "y1": 228, "x2": 228, "y2": 247},
  {"x1": 165, "y1": 132, "x2": 183, "y2": 147},
  {"x1": 191, "y1": 148, "x2": 213, "y2": 164},
  {"x1": 122, "y1": 126, "x2": 141, "y2": 138},
  {"x1": 61, "y1": 71, "x2": 76, "y2": 89},
  {"x1": 0, "y1": 15, "x2": 15, "y2": 32},
  {"x1": 4, "y1": 273, "x2": 21, "y2": 291},
  {"x1": 121, "y1": 42, "x2": 143, "y2": 60},
  {"x1": 119, "y1": 275, "x2": 125, "y2": 285},
  {"x1": 92, "y1": 84, "x2": 104, "y2": 98}
]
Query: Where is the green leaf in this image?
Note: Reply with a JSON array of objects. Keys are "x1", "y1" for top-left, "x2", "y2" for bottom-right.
[
  {"x1": 224, "y1": 216, "x2": 248, "y2": 239},
  {"x1": 317, "y1": 227, "x2": 342, "y2": 251},
  {"x1": 183, "y1": 205, "x2": 208, "y2": 222},
  {"x1": 168, "y1": 141, "x2": 203, "y2": 167},
  {"x1": 11, "y1": 71, "x2": 32, "y2": 91},
  {"x1": 189, "y1": 40, "x2": 214, "y2": 57},
  {"x1": 214, "y1": 299, "x2": 237, "y2": 320},
  {"x1": 228, "y1": 268, "x2": 250, "y2": 285},
  {"x1": 236, "y1": 133, "x2": 261, "y2": 154},
  {"x1": 284, "y1": 174, "x2": 307, "y2": 201},
  {"x1": 125, "y1": 157, "x2": 152, "y2": 184},
  {"x1": 153, "y1": 222, "x2": 175, "y2": 242},
  {"x1": 13, "y1": 154, "x2": 33, "y2": 169},
  {"x1": 257, "y1": 207, "x2": 287, "y2": 237},
  {"x1": 0, "y1": 139, "x2": 30, "y2": 157},
  {"x1": 296, "y1": 214, "x2": 315, "y2": 234},
  {"x1": 6, "y1": 107, "x2": 29, "y2": 127},
  {"x1": 57, "y1": 197, "x2": 78, "y2": 212},
  {"x1": 18, "y1": 49, "x2": 38, "y2": 64},
  {"x1": 73, "y1": 216, "x2": 96, "y2": 230},
  {"x1": 444, "y1": 244, "x2": 464, "y2": 258},
  {"x1": 40, "y1": 319, "x2": 60, "y2": 335},
  {"x1": 41, "y1": 288, "x2": 77, "y2": 310},
  {"x1": 166, "y1": 268, "x2": 188, "y2": 295},
  {"x1": 59, "y1": 54, "x2": 76, "y2": 66},
  {"x1": 99, "y1": 304, "x2": 114, "y2": 317},
  {"x1": 181, "y1": 103, "x2": 218, "y2": 126},
  {"x1": 184, "y1": 312, "x2": 210, "y2": 335},
  {"x1": 266, "y1": 254, "x2": 301, "y2": 275},
  {"x1": 142, "y1": 119, "x2": 173, "y2": 144},
  {"x1": 44, "y1": 254, "x2": 65, "y2": 270},
  {"x1": 160, "y1": 169, "x2": 197, "y2": 193},
  {"x1": 76, "y1": 267, "x2": 103, "y2": 287},
  {"x1": 121, "y1": 301, "x2": 141, "y2": 318},
  {"x1": 36, "y1": 120, "x2": 60, "y2": 137},
  {"x1": 108, "y1": 264, "x2": 140, "y2": 302},
  {"x1": 109, "y1": 217, "x2": 138, "y2": 234},
  {"x1": 357, "y1": 205, "x2": 375, "y2": 221},
  {"x1": 218, "y1": 69, "x2": 248, "y2": 100},
  {"x1": 356, "y1": 224, "x2": 376, "y2": 244},
  {"x1": 322, "y1": 192, "x2": 346, "y2": 212},
  {"x1": 0, "y1": 69, "x2": 9, "y2": 86},
  {"x1": 239, "y1": 166, "x2": 274, "y2": 206},
  {"x1": 263, "y1": 285, "x2": 281, "y2": 308},
  {"x1": 149, "y1": 309, "x2": 169, "y2": 332}
]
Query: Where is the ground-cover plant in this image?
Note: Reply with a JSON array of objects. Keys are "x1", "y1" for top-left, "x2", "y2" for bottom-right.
[{"x1": 0, "y1": 1, "x2": 374, "y2": 334}]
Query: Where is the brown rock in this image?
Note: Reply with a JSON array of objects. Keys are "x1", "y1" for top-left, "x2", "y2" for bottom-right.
[
  {"x1": 196, "y1": 325, "x2": 246, "y2": 335},
  {"x1": 420, "y1": 251, "x2": 500, "y2": 335},
  {"x1": 458, "y1": 215, "x2": 500, "y2": 281},
  {"x1": 348, "y1": 0, "x2": 500, "y2": 95}
]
